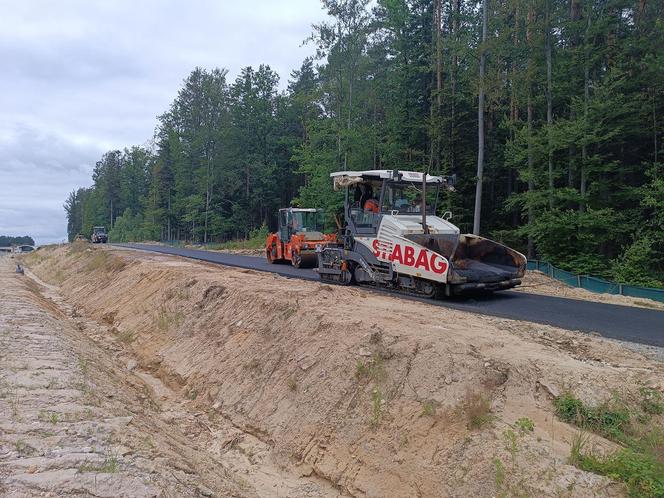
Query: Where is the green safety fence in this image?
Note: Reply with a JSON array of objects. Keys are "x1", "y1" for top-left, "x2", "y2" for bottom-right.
[{"x1": 527, "y1": 260, "x2": 664, "y2": 303}]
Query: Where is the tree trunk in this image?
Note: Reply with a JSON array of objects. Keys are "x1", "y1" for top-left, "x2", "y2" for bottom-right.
[
  {"x1": 450, "y1": 0, "x2": 460, "y2": 175},
  {"x1": 546, "y1": 0, "x2": 554, "y2": 209},
  {"x1": 509, "y1": 2, "x2": 519, "y2": 226},
  {"x1": 434, "y1": 0, "x2": 443, "y2": 173},
  {"x1": 568, "y1": 0, "x2": 581, "y2": 189},
  {"x1": 580, "y1": 53, "x2": 590, "y2": 211},
  {"x1": 345, "y1": 72, "x2": 353, "y2": 171},
  {"x1": 526, "y1": 5, "x2": 535, "y2": 259},
  {"x1": 654, "y1": 89, "x2": 659, "y2": 164},
  {"x1": 580, "y1": 64, "x2": 589, "y2": 212},
  {"x1": 473, "y1": 0, "x2": 488, "y2": 235},
  {"x1": 204, "y1": 154, "x2": 211, "y2": 244}
]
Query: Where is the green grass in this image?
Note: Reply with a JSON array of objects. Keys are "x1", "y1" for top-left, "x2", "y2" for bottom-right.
[
  {"x1": 371, "y1": 388, "x2": 383, "y2": 428},
  {"x1": 38, "y1": 410, "x2": 59, "y2": 424},
  {"x1": 84, "y1": 250, "x2": 126, "y2": 273},
  {"x1": 639, "y1": 387, "x2": 664, "y2": 416},
  {"x1": 116, "y1": 329, "x2": 136, "y2": 344},
  {"x1": 205, "y1": 224, "x2": 269, "y2": 251},
  {"x1": 355, "y1": 353, "x2": 386, "y2": 383},
  {"x1": 555, "y1": 392, "x2": 664, "y2": 497},
  {"x1": 570, "y1": 434, "x2": 664, "y2": 498},
  {"x1": 78, "y1": 451, "x2": 119, "y2": 474},
  {"x1": 515, "y1": 417, "x2": 535, "y2": 432},
  {"x1": 503, "y1": 429, "x2": 518, "y2": 463},
  {"x1": 554, "y1": 393, "x2": 630, "y2": 441},
  {"x1": 155, "y1": 307, "x2": 184, "y2": 332},
  {"x1": 494, "y1": 457, "x2": 506, "y2": 488},
  {"x1": 421, "y1": 400, "x2": 436, "y2": 417}
]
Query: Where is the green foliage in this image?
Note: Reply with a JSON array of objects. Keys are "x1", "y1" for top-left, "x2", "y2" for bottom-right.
[
  {"x1": 527, "y1": 208, "x2": 624, "y2": 277},
  {"x1": 554, "y1": 393, "x2": 630, "y2": 440},
  {"x1": 572, "y1": 446, "x2": 664, "y2": 498},
  {"x1": 612, "y1": 237, "x2": 664, "y2": 289},
  {"x1": 421, "y1": 400, "x2": 436, "y2": 417},
  {"x1": 206, "y1": 224, "x2": 269, "y2": 250},
  {"x1": 355, "y1": 353, "x2": 386, "y2": 383},
  {"x1": 0, "y1": 235, "x2": 35, "y2": 246},
  {"x1": 557, "y1": 392, "x2": 664, "y2": 497},
  {"x1": 515, "y1": 417, "x2": 534, "y2": 433},
  {"x1": 108, "y1": 209, "x2": 159, "y2": 243},
  {"x1": 370, "y1": 387, "x2": 383, "y2": 428},
  {"x1": 493, "y1": 457, "x2": 506, "y2": 488},
  {"x1": 639, "y1": 388, "x2": 664, "y2": 416},
  {"x1": 64, "y1": 0, "x2": 664, "y2": 287}
]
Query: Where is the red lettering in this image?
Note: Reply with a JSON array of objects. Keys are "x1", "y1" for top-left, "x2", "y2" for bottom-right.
[
  {"x1": 404, "y1": 246, "x2": 415, "y2": 266},
  {"x1": 372, "y1": 239, "x2": 380, "y2": 257},
  {"x1": 391, "y1": 244, "x2": 403, "y2": 264},
  {"x1": 415, "y1": 249, "x2": 430, "y2": 271},
  {"x1": 431, "y1": 254, "x2": 448, "y2": 274}
]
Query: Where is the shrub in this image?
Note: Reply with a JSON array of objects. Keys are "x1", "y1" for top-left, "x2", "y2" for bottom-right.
[
  {"x1": 573, "y1": 446, "x2": 664, "y2": 498},
  {"x1": 554, "y1": 393, "x2": 629, "y2": 441},
  {"x1": 515, "y1": 417, "x2": 535, "y2": 432},
  {"x1": 559, "y1": 393, "x2": 664, "y2": 497},
  {"x1": 639, "y1": 388, "x2": 664, "y2": 416}
]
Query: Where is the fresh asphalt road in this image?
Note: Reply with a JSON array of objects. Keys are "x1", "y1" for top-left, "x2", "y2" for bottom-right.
[{"x1": 115, "y1": 243, "x2": 664, "y2": 347}]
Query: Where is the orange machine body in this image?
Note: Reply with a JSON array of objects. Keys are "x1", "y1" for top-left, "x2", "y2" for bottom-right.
[{"x1": 265, "y1": 208, "x2": 336, "y2": 268}]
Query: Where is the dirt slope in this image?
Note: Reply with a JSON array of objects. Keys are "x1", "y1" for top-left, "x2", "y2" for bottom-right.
[
  {"x1": 21, "y1": 244, "x2": 664, "y2": 497},
  {"x1": 0, "y1": 257, "x2": 246, "y2": 497}
]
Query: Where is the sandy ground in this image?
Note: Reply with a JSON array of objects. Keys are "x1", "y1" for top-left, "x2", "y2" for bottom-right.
[
  {"x1": 0, "y1": 254, "x2": 339, "y2": 497},
  {"x1": 10, "y1": 244, "x2": 664, "y2": 496}
]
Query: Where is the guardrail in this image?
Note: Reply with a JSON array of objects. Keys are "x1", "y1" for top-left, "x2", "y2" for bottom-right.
[{"x1": 527, "y1": 260, "x2": 664, "y2": 303}]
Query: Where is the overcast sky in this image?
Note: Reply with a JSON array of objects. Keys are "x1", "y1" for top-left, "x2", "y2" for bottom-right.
[{"x1": 0, "y1": 0, "x2": 327, "y2": 245}]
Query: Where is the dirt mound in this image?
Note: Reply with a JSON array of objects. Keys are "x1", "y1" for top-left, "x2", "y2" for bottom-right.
[{"x1": 23, "y1": 245, "x2": 664, "y2": 497}]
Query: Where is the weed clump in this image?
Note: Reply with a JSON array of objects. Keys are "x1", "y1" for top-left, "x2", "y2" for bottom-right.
[
  {"x1": 515, "y1": 417, "x2": 534, "y2": 432},
  {"x1": 421, "y1": 400, "x2": 436, "y2": 417},
  {"x1": 370, "y1": 388, "x2": 384, "y2": 428},
  {"x1": 556, "y1": 392, "x2": 664, "y2": 497},
  {"x1": 355, "y1": 353, "x2": 386, "y2": 383},
  {"x1": 462, "y1": 391, "x2": 493, "y2": 429},
  {"x1": 554, "y1": 393, "x2": 629, "y2": 440},
  {"x1": 639, "y1": 387, "x2": 663, "y2": 416},
  {"x1": 569, "y1": 433, "x2": 664, "y2": 498}
]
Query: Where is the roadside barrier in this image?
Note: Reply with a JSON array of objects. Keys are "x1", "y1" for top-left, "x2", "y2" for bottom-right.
[{"x1": 527, "y1": 260, "x2": 664, "y2": 303}]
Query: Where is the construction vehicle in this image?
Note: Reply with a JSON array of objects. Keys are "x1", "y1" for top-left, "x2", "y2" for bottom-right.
[
  {"x1": 91, "y1": 226, "x2": 108, "y2": 244},
  {"x1": 265, "y1": 208, "x2": 336, "y2": 268},
  {"x1": 316, "y1": 170, "x2": 526, "y2": 296}
]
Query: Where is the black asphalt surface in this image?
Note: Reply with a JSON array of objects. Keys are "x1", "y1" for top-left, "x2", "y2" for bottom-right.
[{"x1": 115, "y1": 243, "x2": 664, "y2": 347}]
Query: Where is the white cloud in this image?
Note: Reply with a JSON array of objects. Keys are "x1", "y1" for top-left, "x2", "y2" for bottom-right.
[{"x1": 0, "y1": 0, "x2": 327, "y2": 245}]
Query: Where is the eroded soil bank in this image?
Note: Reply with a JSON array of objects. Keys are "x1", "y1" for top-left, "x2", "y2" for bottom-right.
[
  {"x1": 1, "y1": 254, "x2": 337, "y2": 497},
  {"x1": 18, "y1": 244, "x2": 664, "y2": 497}
]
